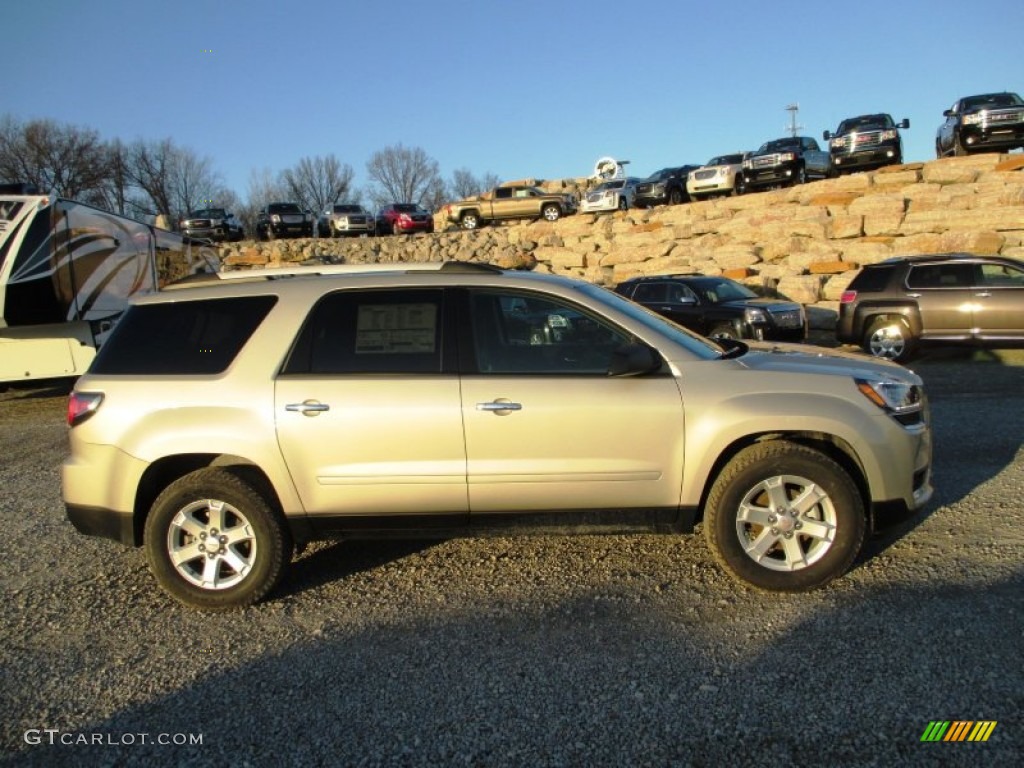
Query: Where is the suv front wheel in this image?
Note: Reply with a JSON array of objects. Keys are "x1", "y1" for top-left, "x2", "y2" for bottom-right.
[
  {"x1": 145, "y1": 468, "x2": 292, "y2": 610},
  {"x1": 703, "y1": 442, "x2": 865, "y2": 592}
]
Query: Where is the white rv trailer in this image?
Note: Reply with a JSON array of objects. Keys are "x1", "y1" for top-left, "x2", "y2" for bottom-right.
[{"x1": 0, "y1": 186, "x2": 219, "y2": 383}]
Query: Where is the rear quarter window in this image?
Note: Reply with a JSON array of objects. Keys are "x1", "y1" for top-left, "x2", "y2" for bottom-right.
[
  {"x1": 90, "y1": 296, "x2": 277, "y2": 374},
  {"x1": 848, "y1": 267, "x2": 894, "y2": 294}
]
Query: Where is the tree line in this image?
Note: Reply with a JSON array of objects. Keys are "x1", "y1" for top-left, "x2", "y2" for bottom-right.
[{"x1": 0, "y1": 115, "x2": 499, "y2": 235}]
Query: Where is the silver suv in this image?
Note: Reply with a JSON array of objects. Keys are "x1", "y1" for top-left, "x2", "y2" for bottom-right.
[{"x1": 62, "y1": 262, "x2": 933, "y2": 609}]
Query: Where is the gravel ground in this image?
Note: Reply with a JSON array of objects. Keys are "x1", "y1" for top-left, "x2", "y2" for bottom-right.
[{"x1": 1, "y1": 347, "x2": 1022, "y2": 767}]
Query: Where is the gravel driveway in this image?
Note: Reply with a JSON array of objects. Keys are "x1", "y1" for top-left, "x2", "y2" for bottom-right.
[{"x1": 1, "y1": 348, "x2": 1021, "y2": 767}]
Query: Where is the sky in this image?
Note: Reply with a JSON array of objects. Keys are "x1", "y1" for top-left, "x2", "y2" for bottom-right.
[{"x1": 6, "y1": 0, "x2": 1024, "y2": 203}]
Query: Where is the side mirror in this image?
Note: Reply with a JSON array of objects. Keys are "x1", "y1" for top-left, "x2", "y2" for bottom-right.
[
  {"x1": 943, "y1": 109, "x2": 954, "y2": 118},
  {"x1": 899, "y1": 118, "x2": 910, "y2": 129},
  {"x1": 608, "y1": 343, "x2": 661, "y2": 377},
  {"x1": 822, "y1": 130, "x2": 831, "y2": 141}
]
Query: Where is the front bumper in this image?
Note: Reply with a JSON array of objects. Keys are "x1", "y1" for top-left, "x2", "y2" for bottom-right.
[
  {"x1": 743, "y1": 161, "x2": 799, "y2": 188},
  {"x1": 959, "y1": 122, "x2": 1024, "y2": 152},
  {"x1": 830, "y1": 143, "x2": 902, "y2": 171}
]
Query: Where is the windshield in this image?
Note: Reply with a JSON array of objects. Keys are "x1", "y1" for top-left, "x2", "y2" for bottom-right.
[
  {"x1": 836, "y1": 114, "x2": 893, "y2": 133},
  {"x1": 572, "y1": 282, "x2": 722, "y2": 360},
  {"x1": 691, "y1": 278, "x2": 757, "y2": 304},
  {"x1": 963, "y1": 93, "x2": 1024, "y2": 110},
  {"x1": 333, "y1": 205, "x2": 363, "y2": 213},
  {"x1": 759, "y1": 139, "x2": 801, "y2": 153},
  {"x1": 647, "y1": 168, "x2": 674, "y2": 181},
  {"x1": 268, "y1": 203, "x2": 302, "y2": 214},
  {"x1": 392, "y1": 203, "x2": 419, "y2": 213},
  {"x1": 707, "y1": 154, "x2": 744, "y2": 166},
  {"x1": 188, "y1": 208, "x2": 226, "y2": 219}
]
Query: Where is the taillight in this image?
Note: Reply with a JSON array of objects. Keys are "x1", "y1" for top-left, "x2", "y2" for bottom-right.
[
  {"x1": 840, "y1": 290, "x2": 857, "y2": 304},
  {"x1": 67, "y1": 392, "x2": 103, "y2": 427}
]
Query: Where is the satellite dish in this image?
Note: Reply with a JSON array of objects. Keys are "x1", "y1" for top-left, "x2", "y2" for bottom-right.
[{"x1": 594, "y1": 157, "x2": 627, "y2": 180}]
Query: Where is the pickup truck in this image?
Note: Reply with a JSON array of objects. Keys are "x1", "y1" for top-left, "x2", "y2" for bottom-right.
[
  {"x1": 824, "y1": 114, "x2": 909, "y2": 174},
  {"x1": 742, "y1": 136, "x2": 832, "y2": 190},
  {"x1": 444, "y1": 183, "x2": 576, "y2": 230}
]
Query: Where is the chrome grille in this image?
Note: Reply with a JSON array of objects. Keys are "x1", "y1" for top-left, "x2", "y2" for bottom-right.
[
  {"x1": 695, "y1": 169, "x2": 717, "y2": 180},
  {"x1": 751, "y1": 155, "x2": 778, "y2": 168},
  {"x1": 769, "y1": 308, "x2": 804, "y2": 328}
]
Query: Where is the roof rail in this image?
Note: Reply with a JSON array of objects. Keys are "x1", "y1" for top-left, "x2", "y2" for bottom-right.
[{"x1": 165, "y1": 260, "x2": 503, "y2": 288}]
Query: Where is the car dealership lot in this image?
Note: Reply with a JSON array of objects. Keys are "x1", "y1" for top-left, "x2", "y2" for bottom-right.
[{"x1": 2, "y1": 349, "x2": 1022, "y2": 766}]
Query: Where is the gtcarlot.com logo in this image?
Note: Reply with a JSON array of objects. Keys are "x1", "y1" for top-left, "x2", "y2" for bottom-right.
[
  {"x1": 920, "y1": 721, "x2": 997, "y2": 743},
  {"x1": 24, "y1": 730, "x2": 203, "y2": 746}
]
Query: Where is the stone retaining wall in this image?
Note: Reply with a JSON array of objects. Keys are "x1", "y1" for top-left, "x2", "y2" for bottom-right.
[{"x1": 215, "y1": 154, "x2": 1024, "y2": 329}]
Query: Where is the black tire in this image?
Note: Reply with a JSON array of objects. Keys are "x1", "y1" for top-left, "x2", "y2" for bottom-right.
[
  {"x1": 863, "y1": 316, "x2": 916, "y2": 363},
  {"x1": 794, "y1": 165, "x2": 807, "y2": 185},
  {"x1": 460, "y1": 211, "x2": 480, "y2": 230},
  {"x1": 704, "y1": 442, "x2": 865, "y2": 591},
  {"x1": 541, "y1": 203, "x2": 561, "y2": 222},
  {"x1": 668, "y1": 188, "x2": 684, "y2": 205},
  {"x1": 935, "y1": 140, "x2": 944, "y2": 159},
  {"x1": 953, "y1": 133, "x2": 969, "y2": 157},
  {"x1": 144, "y1": 468, "x2": 291, "y2": 610},
  {"x1": 709, "y1": 322, "x2": 738, "y2": 340},
  {"x1": 617, "y1": 195, "x2": 628, "y2": 211},
  {"x1": 730, "y1": 178, "x2": 745, "y2": 196}
]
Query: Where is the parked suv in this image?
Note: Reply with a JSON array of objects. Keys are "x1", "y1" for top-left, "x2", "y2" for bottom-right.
[
  {"x1": 255, "y1": 203, "x2": 313, "y2": 240},
  {"x1": 318, "y1": 203, "x2": 374, "y2": 238},
  {"x1": 836, "y1": 253, "x2": 1024, "y2": 361},
  {"x1": 376, "y1": 203, "x2": 434, "y2": 235},
  {"x1": 936, "y1": 92, "x2": 1024, "y2": 157},
  {"x1": 633, "y1": 166, "x2": 700, "y2": 207},
  {"x1": 179, "y1": 208, "x2": 244, "y2": 242},
  {"x1": 63, "y1": 262, "x2": 932, "y2": 609},
  {"x1": 824, "y1": 114, "x2": 909, "y2": 174},
  {"x1": 615, "y1": 274, "x2": 807, "y2": 342},
  {"x1": 686, "y1": 153, "x2": 750, "y2": 200}
]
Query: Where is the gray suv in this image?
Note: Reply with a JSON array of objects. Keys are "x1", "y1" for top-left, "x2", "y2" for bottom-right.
[{"x1": 62, "y1": 262, "x2": 933, "y2": 609}]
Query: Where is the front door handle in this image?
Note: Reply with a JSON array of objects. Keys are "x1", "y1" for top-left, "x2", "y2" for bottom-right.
[
  {"x1": 285, "y1": 400, "x2": 330, "y2": 417},
  {"x1": 476, "y1": 400, "x2": 522, "y2": 414}
]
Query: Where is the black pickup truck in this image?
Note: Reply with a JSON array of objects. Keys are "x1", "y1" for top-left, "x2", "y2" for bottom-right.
[
  {"x1": 936, "y1": 92, "x2": 1024, "y2": 157},
  {"x1": 742, "y1": 136, "x2": 831, "y2": 190},
  {"x1": 824, "y1": 114, "x2": 909, "y2": 174}
]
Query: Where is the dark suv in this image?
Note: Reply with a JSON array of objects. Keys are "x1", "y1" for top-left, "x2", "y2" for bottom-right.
[
  {"x1": 255, "y1": 203, "x2": 314, "y2": 240},
  {"x1": 633, "y1": 166, "x2": 700, "y2": 207},
  {"x1": 836, "y1": 253, "x2": 1024, "y2": 362},
  {"x1": 615, "y1": 274, "x2": 807, "y2": 342},
  {"x1": 179, "y1": 208, "x2": 244, "y2": 242},
  {"x1": 824, "y1": 114, "x2": 909, "y2": 174},
  {"x1": 936, "y1": 92, "x2": 1024, "y2": 157}
]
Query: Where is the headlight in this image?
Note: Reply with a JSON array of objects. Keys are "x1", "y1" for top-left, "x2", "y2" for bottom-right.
[
  {"x1": 830, "y1": 137, "x2": 848, "y2": 149},
  {"x1": 856, "y1": 378, "x2": 922, "y2": 415},
  {"x1": 778, "y1": 152, "x2": 795, "y2": 162},
  {"x1": 880, "y1": 129, "x2": 898, "y2": 140},
  {"x1": 962, "y1": 112, "x2": 985, "y2": 125},
  {"x1": 744, "y1": 308, "x2": 767, "y2": 324},
  {"x1": 271, "y1": 214, "x2": 281, "y2": 223}
]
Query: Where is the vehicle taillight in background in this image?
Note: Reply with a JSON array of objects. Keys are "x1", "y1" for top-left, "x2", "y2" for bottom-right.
[
  {"x1": 67, "y1": 392, "x2": 104, "y2": 427},
  {"x1": 840, "y1": 290, "x2": 857, "y2": 304}
]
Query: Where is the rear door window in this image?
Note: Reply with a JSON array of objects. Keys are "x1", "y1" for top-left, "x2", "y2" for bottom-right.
[{"x1": 283, "y1": 289, "x2": 449, "y2": 374}]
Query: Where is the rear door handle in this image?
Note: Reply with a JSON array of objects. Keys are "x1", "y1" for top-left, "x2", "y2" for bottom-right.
[
  {"x1": 285, "y1": 400, "x2": 330, "y2": 416},
  {"x1": 476, "y1": 400, "x2": 522, "y2": 414}
]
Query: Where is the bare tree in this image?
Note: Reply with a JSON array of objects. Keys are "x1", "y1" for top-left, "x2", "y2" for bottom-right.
[
  {"x1": 365, "y1": 144, "x2": 444, "y2": 209},
  {"x1": 449, "y1": 168, "x2": 501, "y2": 199},
  {"x1": 238, "y1": 167, "x2": 289, "y2": 235},
  {"x1": 125, "y1": 138, "x2": 227, "y2": 225},
  {"x1": 281, "y1": 155, "x2": 355, "y2": 215},
  {"x1": 0, "y1": 116, "x2": 109, "y2": 199}
]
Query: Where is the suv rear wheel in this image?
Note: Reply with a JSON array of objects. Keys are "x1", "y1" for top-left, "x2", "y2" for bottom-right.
[
  {"x1": 704, "y1": 442, "x2": 865, "y2": 591},
  {"x1": 865, "y1": 317, "x2": 915, "y2": 362},
  {"x1": 144, "y1": 468, "x2": 291, "y2": 610}
]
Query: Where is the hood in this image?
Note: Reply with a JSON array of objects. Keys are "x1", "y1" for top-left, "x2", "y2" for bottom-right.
[
  {"x1": 719, "y1": 297, "x2": 800, "y2": 310},
  {"x1": 733, "y1": 341, "x2": 920, "y2": 383}
]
